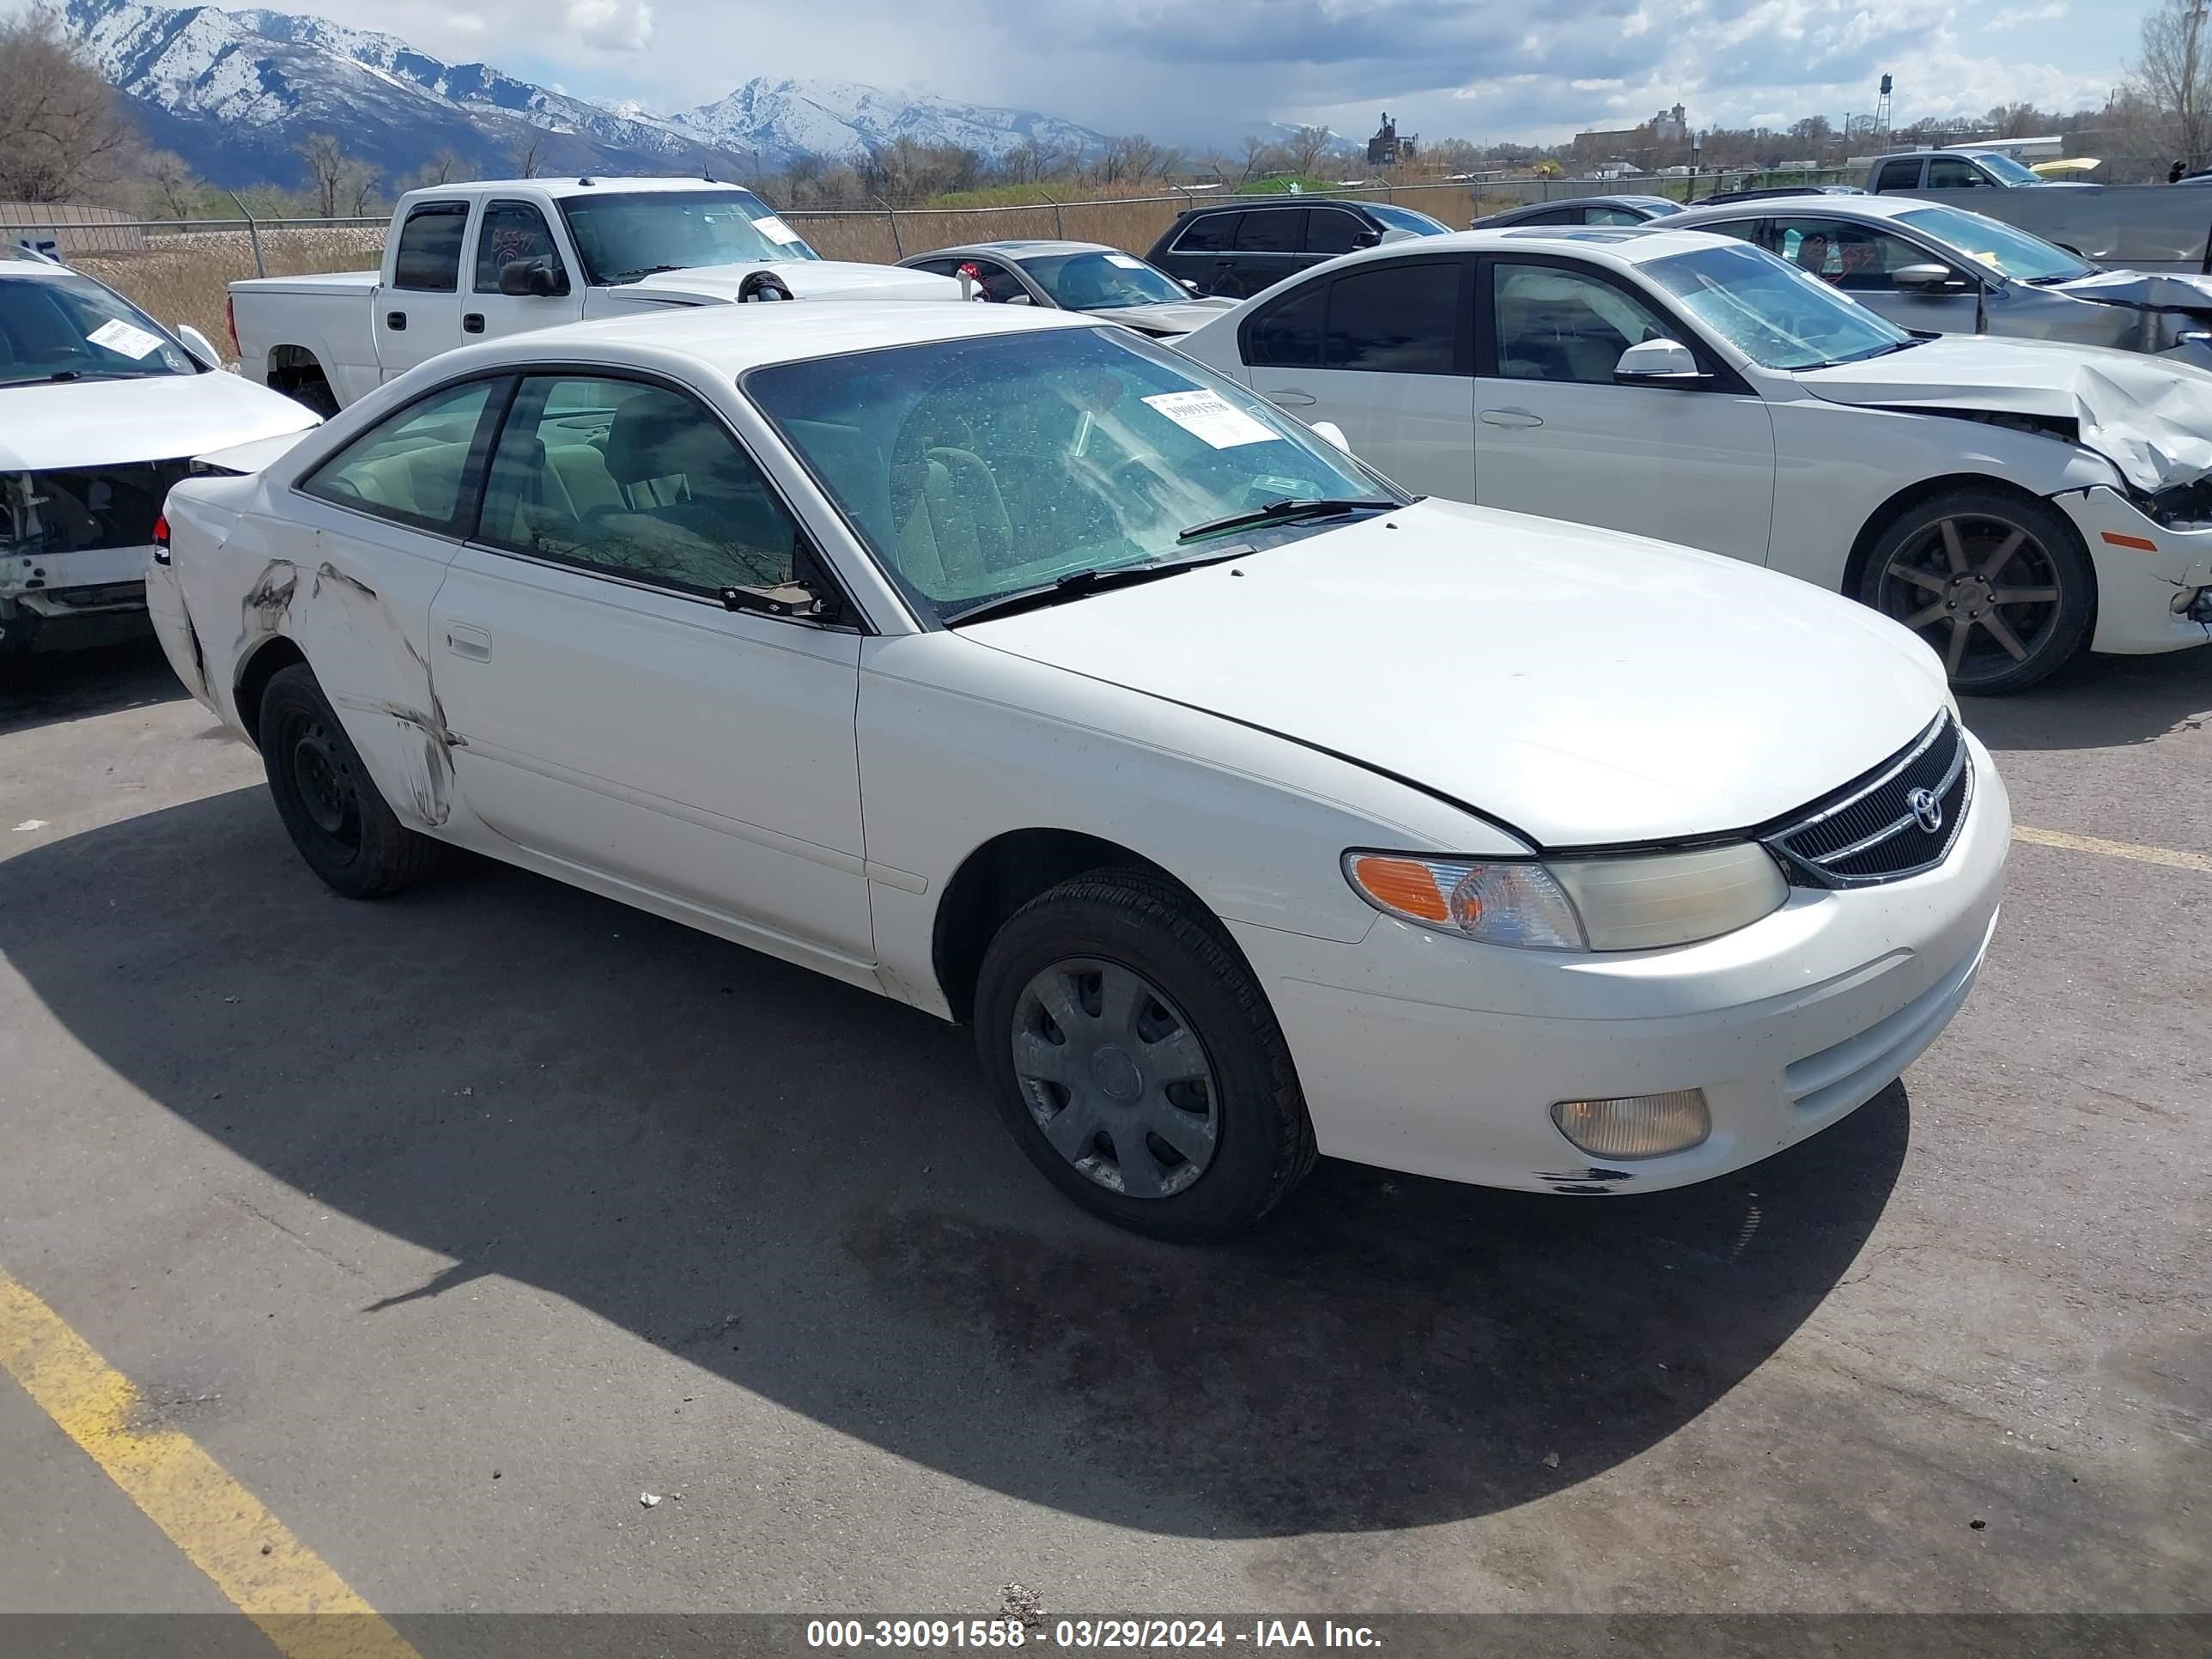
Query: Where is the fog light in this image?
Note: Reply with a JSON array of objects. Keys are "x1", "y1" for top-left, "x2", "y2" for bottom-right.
[{"x1": 1550, "y1": 1090, "x2": 1711, "y2": 1159}]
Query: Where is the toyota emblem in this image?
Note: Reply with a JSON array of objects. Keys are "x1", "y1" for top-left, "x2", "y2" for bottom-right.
[{"x1": 1906, "y1": 787, "x2": 1944, "y2": 835}]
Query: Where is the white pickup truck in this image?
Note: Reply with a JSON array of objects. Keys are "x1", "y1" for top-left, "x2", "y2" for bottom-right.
[{"x1": 228, "y1": 177, "x2": 961, "y2": 411}]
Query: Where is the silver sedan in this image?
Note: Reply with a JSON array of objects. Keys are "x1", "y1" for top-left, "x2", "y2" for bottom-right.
[
  {"x1": 1668, "y1": 193, "x2": 2212, "y2": 367},
  {"x1": 895, "y1": 240, "x2": 1237, "y2": 337}
]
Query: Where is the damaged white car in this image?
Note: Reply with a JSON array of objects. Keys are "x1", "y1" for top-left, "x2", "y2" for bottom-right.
[
  {"x1": 2, "y1": 253, "x2": 319, "y2": 659},
  {"x1": 1173, "y1": 227, "x2": 2212, "y2": 694},
  {"x1": 149, "y1": 302, "x2": 2006, "y2": 1239}
]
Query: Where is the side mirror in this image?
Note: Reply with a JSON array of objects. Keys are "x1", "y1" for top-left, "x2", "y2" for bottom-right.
[
  {"x1": 499, "y1": 258, "x2": 568, "y2": 298},
  {"x1": 1893, "y1": 262, "x2": 1966, "y2": 291},
  {"x1": 1352, "y1": 228, "x2": 1384, "y2": 249},
  {"x1": 720, "y1": 578, "x2": 842, "y2": 624},
  {"x1": 1002, "y1": 292, "x2": 1033, "y2": 306},
  {"x1": 1310, "y1": 420, "x2": 1353, "y2": 455},
  {"x1": 173, "y1": 324, "x2": 222, "y2": 369},
  {"x1": 1613, "y1": 337, "x2": 1708, "y2": 386},
  {"x1": 1180, "y1": 277, "x2": 1200, "y2": 293}
]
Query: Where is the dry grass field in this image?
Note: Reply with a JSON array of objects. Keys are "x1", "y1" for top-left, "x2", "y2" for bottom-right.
[{"x1": 76, "y1": 226, "x2": 384, "y2": 356}]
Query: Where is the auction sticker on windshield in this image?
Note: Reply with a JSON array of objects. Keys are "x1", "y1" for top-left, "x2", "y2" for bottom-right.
[
  {"x1": 754, "y1": 216, "x2": 804, "y2": 246},
  {"x1": 88, "y1": 318, "x2": 165, "y2": 359},
  {"x1": 1106, "y1": 253, "x2": 1147, "y2": 269},
  {"x1": 1144, "y1": 389, "x2": 1275, "y2": 448}
]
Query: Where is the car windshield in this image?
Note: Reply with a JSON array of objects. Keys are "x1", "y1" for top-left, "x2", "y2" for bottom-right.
[
  {"x1": 0, "y1": 270, "x2": 196, "y2": 386},
  {"x1": 556, "y1": 190, "x2": 822, "y2": 285},
  {"x1": 1640, "y1": 241, "x2": 1914, "y2": 370},
  {"x1": 1973, "y1": 151, "x2": 2045, "y2": 185},
  {"x1": 744, "y1": 325, "x2": 1404, "y2": 623},
  {"x1": 1365, "y1": 203, "x2": 1450, "y2": 235},
  {"x1": 1018, "y1": 251, "x2": 1188, "y2": 310},
  {"x1": 1894, "y1": 204, "x2": 2094, "y2": 283}
]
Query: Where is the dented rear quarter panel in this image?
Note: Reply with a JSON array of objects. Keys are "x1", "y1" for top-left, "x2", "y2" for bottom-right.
[{"x1": 165, "y1": 471, "x2": 465, "y2": 831}]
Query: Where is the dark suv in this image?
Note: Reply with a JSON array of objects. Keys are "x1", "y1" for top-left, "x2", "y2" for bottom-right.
[{"x1": 1144, "y1": 198, "x2": 1449, "y2": 298}]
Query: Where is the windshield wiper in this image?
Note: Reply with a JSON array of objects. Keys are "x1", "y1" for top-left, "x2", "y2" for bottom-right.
[
  {"x1": 1176, "y1": 495, "x2": 1399, "y2": 544},
  {"x1": 945, "y1": 547, "x2": 1258, "y2": 627},
  {"x1": 607, "y1": 264, "x2": 687, "y2": 283},
  {"x1": 45, "y1": 369, "x2": 150, "y2": 383}
]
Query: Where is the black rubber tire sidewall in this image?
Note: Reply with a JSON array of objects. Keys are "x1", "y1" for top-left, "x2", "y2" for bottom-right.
[
  {"x1": 258, "y1": 663, "x2": 442, "y2": 899},
  {"x1": 1857, "y1": 488, "x2": 2094, "y2": 696},
  {"x1": 973, "y1": 868, "x2": 1316, "y2": 1243}
]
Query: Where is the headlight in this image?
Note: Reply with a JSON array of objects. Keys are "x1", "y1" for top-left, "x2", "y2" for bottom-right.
[{"x1": 1344, "y1": 842, "x2": 1787, "y2": 952}]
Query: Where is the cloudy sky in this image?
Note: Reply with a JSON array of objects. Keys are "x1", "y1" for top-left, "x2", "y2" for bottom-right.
[{"x1": 299, "y1": 0, "x2": 2147, "y2": 145}]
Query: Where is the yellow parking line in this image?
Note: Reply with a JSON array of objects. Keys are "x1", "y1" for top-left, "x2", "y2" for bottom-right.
[
  {"x1": 2014, "y1": 824, "x2": 2212, "y2": 874},
  {"x1": 0, "y1": 1267, "x2": 420, "y2": 1659}
]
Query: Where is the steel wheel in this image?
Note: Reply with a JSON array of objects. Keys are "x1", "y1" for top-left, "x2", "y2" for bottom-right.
[
  {"x1": 1010, "y1": 957, "x2": 1219, "y2": 1200},
  {"x1": 282, "y1": 708, "x2": 363, "y2": 852},
  {"x1": 1873, "y1": 512, "x2": 2065, "y2": 690}
]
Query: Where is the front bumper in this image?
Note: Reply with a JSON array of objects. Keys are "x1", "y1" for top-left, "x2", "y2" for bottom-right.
[
  {"x1": 2051, "y1": 486, "x2": 2212, "y2": 654},
  {"x1": 1229, "y1": 735, "x2": 2010, "y2": 1194}
]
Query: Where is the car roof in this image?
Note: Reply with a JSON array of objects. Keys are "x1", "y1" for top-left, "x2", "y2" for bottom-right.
[
  {"x1": 441, "y1": 297, "x2": 1103, "y2": 379},
  {"x1": 1674, "y1": 194, "x2": 1956, "y2": 226},
  {"x1": 900, "y1": 240, "x2": 1115, "y2": 263},
  {"x1": 398, "y1": 176, "x2": 770, "y2": 204},
  {"x1": 1301, "y1": 225, "x2": 1734, "y2": 268}
]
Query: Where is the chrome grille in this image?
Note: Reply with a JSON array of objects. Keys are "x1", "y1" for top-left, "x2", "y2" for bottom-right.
[{"x1": 1765, "y1": 714, "x2": 1971, "y2": 888}]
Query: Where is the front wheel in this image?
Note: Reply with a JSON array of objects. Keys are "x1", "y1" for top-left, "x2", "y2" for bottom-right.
[
  {"x1": 973, "y1": 870, "x2": 1316, "y2": 1242},
  {"x1": 1858, "y1": 489, "x2": 2093, "y2": 696}
]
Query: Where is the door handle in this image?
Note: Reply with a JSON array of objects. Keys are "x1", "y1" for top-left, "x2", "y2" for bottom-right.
[
  {"x1": 443, "y1": 623, "x2": 491, "y2": 661},
  {"x1": 1266, "y1": 388, "x2": 1318, "y2": 407},
  {"x1": 1480, "y1": 408, "x2": 1544, "y2": 429},
  {"x1": 385, "y1": 311, "x2": 407, "y2": 331},
  {"x1": 462, "y1": 313, "x2": 484, "y2": 334}
]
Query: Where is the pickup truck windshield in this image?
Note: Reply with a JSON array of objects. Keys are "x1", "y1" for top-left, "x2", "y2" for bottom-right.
[
  {"x1": 1641, "y1": 241, "x2": 1913, "y2": 370},
  {"x1": 744, "y1": 325, "x2": 1404, "y2": 624},
  {"x1": 0, "y1": 270, "x2": 196, "y2": 386},
  {"x1": 1973, "y1": 152, "x2": 2045, "y2": 186},
  {"x1": 557, "y1": 191, "x2": 823, "y2": 285}
]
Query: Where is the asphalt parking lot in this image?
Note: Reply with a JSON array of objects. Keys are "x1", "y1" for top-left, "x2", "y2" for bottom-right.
[{"x1": 0, "y1": 633, "x2": 2206, "y2": 1648}]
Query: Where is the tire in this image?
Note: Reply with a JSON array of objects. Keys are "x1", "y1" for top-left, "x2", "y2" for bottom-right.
[
  {"x1": 281, "y1": 371, "x2": 338, "y2": 419},
  {"x1": 258, "y1": 662, "x2": 444, "y2": 898},
  {"x1": 1857, "y1": 488, "x2": 2094, "y2": 696},
  {"x1": 973, "y1": 867, "x2": 1316, "y2": 1242}
]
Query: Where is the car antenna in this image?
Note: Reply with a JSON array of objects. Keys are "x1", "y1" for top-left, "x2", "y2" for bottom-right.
[{"x1": 702, "y1": 167, "x2": 715, "y2": 182}]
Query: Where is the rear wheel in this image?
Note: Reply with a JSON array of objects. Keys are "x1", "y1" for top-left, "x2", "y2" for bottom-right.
[
  {"x1": 1858, "y1": 489, "x2": 2093, "y2": 696},
  {"x1": 258, "y1": 663, "x2": 443, "y2": 898},
  {"x1": 973, "y1": 870, "x2": 1316, "y2": 1242}
]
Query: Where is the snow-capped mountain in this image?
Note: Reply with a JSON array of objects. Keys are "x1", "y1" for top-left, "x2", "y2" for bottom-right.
[
  {"x1": 671, "y1": 79, "x2": 1103, "y2": 165},
  {"x1": 64, "y1": 0, "x2": 1107, "y2": 191}
]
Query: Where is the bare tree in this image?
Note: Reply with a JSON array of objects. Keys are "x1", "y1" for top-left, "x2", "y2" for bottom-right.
[
  {"x1": 1282, "y1": 125, "x2": 1337, "y2": 179},
  {"x1": 0, "y1": 8, "x2": 138, "y2": 203},
  {"x1": 344, "y1": 160, "x2": 381, "y2": 216},
  {"x1": 143, "y1": 149, "x2": 203, "y2": 220},
  {"x1": 298, "y1": 131, "x2": 349, "y2": 216},
  {"x1": 407, "y1": 147, "x2": 473, "y2": 190},
  {"x1": 1091, "y1": 133, "x2": 1179, "y2": 186},
  {"x1": 1001, "y1": 137, "x2": 1071, "y2": 185},
  {"x1": 2133, "y1": 0, "x2": 2212, "y2": 168},
  {"x1": 1234, "y1": 134, "x2": 1279, "y2": 184},
  {"x1": 513, "y1": 134, "x2": 547, "y2": 179}
]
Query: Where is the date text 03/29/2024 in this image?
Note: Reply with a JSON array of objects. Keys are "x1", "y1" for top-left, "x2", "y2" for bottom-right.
[{"x1": 805, "y1": 1620, "x2": 1382, "y2": 1649}]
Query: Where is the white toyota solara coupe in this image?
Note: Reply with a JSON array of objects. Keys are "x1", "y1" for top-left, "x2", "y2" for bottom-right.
[
  {"x1": 149, "y1": 302, "x2": 2008, "y2": 1239},
  {"x1": 1172, "y1": 226, "x2": 2212, "y2": 695}
]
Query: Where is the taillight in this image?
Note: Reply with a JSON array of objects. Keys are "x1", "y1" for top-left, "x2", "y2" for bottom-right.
[
  {"x1": 225, "y1": 295, "x2": 238, "y2": 356},
  {"x1": 152, "y1": 514, "x2": 170, "y2": 550}
]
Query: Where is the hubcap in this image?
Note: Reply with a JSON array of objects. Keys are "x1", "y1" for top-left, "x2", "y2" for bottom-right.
[
  {"x1": 1011, "y1": 958, "x2": 1219, "y2": 1200},
  {"x1": 1878, "y1": 515, "x2": 2063, "y2": 689}
]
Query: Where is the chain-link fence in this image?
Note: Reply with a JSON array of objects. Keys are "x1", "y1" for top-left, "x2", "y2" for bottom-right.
[{"x1": 7, "y1": 172, "x2": 1853, "y2": 356}]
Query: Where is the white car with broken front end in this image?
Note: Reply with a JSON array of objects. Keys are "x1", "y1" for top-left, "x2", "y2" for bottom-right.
[
  {"x1": 3, "y1": 253, "x2": 319, "y2": 659},
  {"x1": 149, "y1": 302, "x2": 2007, "y2": 1238},
  {"x1": 1174, "y1": 226, "x2": 2212, "y2": 694}
]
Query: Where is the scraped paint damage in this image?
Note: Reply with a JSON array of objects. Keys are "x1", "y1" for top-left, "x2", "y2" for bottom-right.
[{"x1": 231, "y1": 556, "x2": 462, "y2": 830}]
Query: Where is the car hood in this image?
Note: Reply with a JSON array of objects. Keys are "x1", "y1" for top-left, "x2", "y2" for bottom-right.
[
  {"x1": 0, "y1": 369, "x2": 319, "y2": 471},
  {"x1": 962, "y1": 500, "x2": 1949, "y2": 849},
  {"x1": 2052, "y1": 267, "x2": 2212, "y2": 314},
  {"x1": 628, "y1": 261, "x2": 963, "y2": 304},
  {"x1": 1081, "y1": 298, "x2": 1238, "y2": 335},
  {"x1": 1796, "y1": 334, "x2": 2212, "y2": 492}
]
